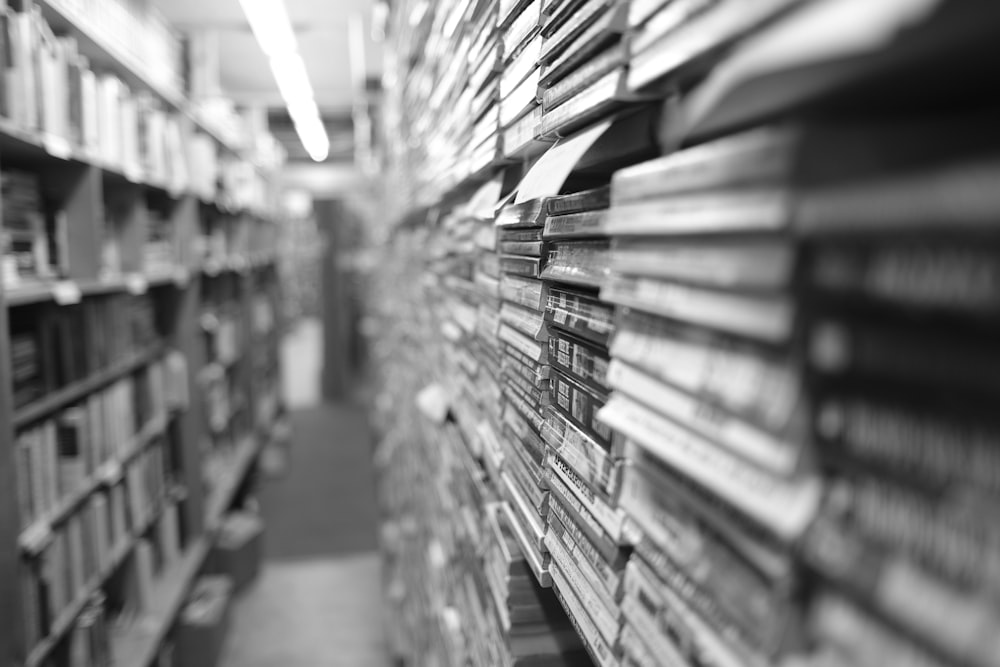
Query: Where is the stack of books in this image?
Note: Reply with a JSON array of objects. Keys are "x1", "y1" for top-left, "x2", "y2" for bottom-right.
[
  {"x1": 793, "y1": 112, "x2": 1000, "y2": 666},
  {"x1": 6, "y1": 293, "x2": 161, "y2": 397},
  {"x1": 537, "y1": 0, "x2": 633, "y2": 139},
  {"x1": 484, "y1": 502, "x2": 591, "y2": 666},
  {"x1": 14, "y1": 359, "x2": 172, "y2": 533},
  {"x1": 10, "y1": 331, "x2": 44, "y2": 409},
  {"x1": 495, "y1": 192, "x2": 554, "y2": 584},
  {"x1": 0, "y1": 168, "x2": 49, "y2": 286},
  {"x1": 19, "y1": 434, "x2": 182, "y2": 653},
  {"x1": 536, "y1": 185, "x2": 628, "y2": 667},
  {"x1": 0, "y1": 3, "x2": 279, "y2": 223},
  {"x1": 44, "y1": 0, "x2": 185, "y2": 97},
  {"x1": 598, "y1": 135, "x2": 821, "y2": 662},
  {"x1": 498, "y1": 1, "x2": 544, "y2": 161},
  {"x1": 1, "y1": 5, "x2": 189, "y2": 188},
  {"x1": 375, "y1": 1, "x2": 1000, "y2": 665}
]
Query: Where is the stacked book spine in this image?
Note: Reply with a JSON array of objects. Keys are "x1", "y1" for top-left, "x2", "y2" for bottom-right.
[
  {"x1": 535, "y1": 185, "x2": 629, "y2": 667},
  {"x1": 377, "y1": 0, "x2": 1000, "y2": 665},
  {"x1": 496, "y1": 194, "x2": 554, "y2": 586}
]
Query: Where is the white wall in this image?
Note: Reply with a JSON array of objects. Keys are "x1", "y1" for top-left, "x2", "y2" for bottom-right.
[{"x1": 279, "y1": 162, "x2": 368, "y2": 197}]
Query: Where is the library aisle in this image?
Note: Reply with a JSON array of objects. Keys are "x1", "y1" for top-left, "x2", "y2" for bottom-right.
[{"x1": 219, "y1": 318, "x2": 389, "y2": 667}]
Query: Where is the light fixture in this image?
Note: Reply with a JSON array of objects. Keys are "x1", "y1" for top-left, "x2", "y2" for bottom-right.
[
  {"x1": 238, "y1": 0, "x2": 330, "y2": 162},
  {"x1": 237, "y1": 0, "x2": 296, "y2": 56}
]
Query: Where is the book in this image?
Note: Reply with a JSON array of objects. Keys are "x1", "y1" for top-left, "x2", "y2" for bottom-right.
[
  {"x1": 548, "y1": 370, "x2": 611, "y2": 446},
  {"x1": 618, "y1": 459, "x2": 798, "y2": 653},
  {"x1": 539, "y1": 0, "x2": 628, "y2": 89},
  {"x1": 544, "y1": 286, "x2": 614, "y2": 345},
  {"x1": 813, "y1": 391, "x2": 1000, "y2": 497},
  {"x1": 809, "y1": 314, "x2": 1000, "y2": 398},
  {"x1": 609, "y1": 309, "x2": 802, "y2": 437},
  {"x1": 808, "y1": 240, "x2": 1000, "y2": 318},
  {"x1": 627, "y1": 0, "x2": 799, "y2": 93},
  {"x1": 543, "y1": 209, "x2": 609, "y2": 239},
  {"x1": 547, "y1": 327, "x2": 610, "y2": 393},
  {"x1": 502, "y1": 0, "x2": 544, "y2": 61},
  {"x1": 804, "y1": 511, "x2": 1000, "y2": 667},
  {"x1": 541, "y1": 407, "x2": 617, "y2": 498},
  {"x1": 546, "y1": 185, "x2": 611, "y2": 216},
  {"x1": 501, "y1": 275, "x2": 549, "y2": 311},
  {"x1": 608, "y1": 359, "x2": 802, "y2": 476},
  {"x1": 540, "y1": 240, "x2": 610, "y2": 288},
  {"x1": 610, "y1": 236, "x2": 796, "y2": 291},
  {"x1": 602, "y1": 274, "x2": 795, "y2": 344},
  {"x1": 598, "y1": 397, "x2": 821, "y2": 542},
  {"x1": 56, "y1": 408, "x2": 88, "y2": 496},
  {"x1": 809, "y1": 590, "x2": 951, "y2": 667}
]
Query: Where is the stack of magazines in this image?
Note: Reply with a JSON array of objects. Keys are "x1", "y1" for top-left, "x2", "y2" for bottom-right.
[
  {"x1": 496, "y1": 191, "x2": 556, "y2": 583},
  {"x1": 373, "y1": 1, "x2": 1000, "y2": 665}
]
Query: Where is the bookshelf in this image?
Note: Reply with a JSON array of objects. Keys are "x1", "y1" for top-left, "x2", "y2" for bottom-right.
[
  {"x1": 372, "y1": 1, "x2": 1000, "y2": 666},
  {"x1": 0, "y1": 2, "x2": 287, "y2": 666}
]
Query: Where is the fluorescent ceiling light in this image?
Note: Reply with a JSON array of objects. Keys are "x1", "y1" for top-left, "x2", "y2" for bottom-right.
[
  {"x1": 238, "y1": 0, "x2": 330, "y2": 162},
  {"x1": 270, "y1": 54, "x2": 315, "y2": 109},
  {"x1": 293, "y1": 116, "x2": 330, "y2": 162},
  {"x1": 238, "y1": 0, "x2": 296, "y2": 56}
]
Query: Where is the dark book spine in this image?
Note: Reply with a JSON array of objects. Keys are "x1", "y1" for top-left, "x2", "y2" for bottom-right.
[
  {"x1": 632, "y1": 536, "x2": 769, "y2": 658},
  {"x1": 814, "y1": 473, "x2": 1000, "y2": 595},
  {"x1": 501, "y1": 353, "x2": 548, "y2": 390},
  {"x1": 498, "y1": 227, "x2": 545, "y2": 242},
  {"x1": 543, "y1": 209, "x2": 609, "y2": 239},
  {"x1": 809, "y1": 316, "x2": 1000, "y2": 397},
  {"x1": 546, "y1": 185, "x2": 611, "y2": 216},
  {"x1": 502, "y1": 372, "x2": 550, "y2": 407},
  {"x1": 502, "y1": 380, "x2": 547, "y2": 434},
  {"x1": 545, "y1": 286, "x2": 614, "y2": 344},
  {"x1": 815, "y1": 393, "x2": 1000, "y2": 495},
  {"x1": 619, "y1": 464, "x2": 794, "y2": 653},
  {"x1": 548, "y1": 329, "x2": 611, "y2": 393},
  {"x1": 803, "y1": 513, "x2": 998, "y2": 667},
  {"x1": 501, "y1": 408, "x2": 546, "y2": 466},
  {"x1": 809, "y1": 241, "x2": 1000, "y2": 317},
  {"x1": 547, "y1": 512, "x2": 623, "y2": 605},
  {"x1": 501, "y1": 341, "x2": 548, "y2": 379},
  {"x1": 547, "y1": 469, "x2": 620, "y2": 563},
  {"x1": 499, "y1": 255, "x2": 542, "y2": 277},
  {"x1": 549, "y1": 370, "x2": 610, "y2": 445},
  {"x1": 498, "y1": 240, "x2": 544, "y2": 256}
]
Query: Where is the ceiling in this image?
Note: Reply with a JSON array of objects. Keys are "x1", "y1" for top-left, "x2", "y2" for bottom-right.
[{"x1": 151, "y1": 0, "x2": 383, "y2": 162}]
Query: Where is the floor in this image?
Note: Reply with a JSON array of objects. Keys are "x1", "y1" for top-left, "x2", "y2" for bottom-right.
[{"x1": 219, "y1": 318, "x2": 391, "y2": 667}]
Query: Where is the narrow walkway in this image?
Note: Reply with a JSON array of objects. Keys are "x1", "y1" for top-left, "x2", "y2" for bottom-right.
[{"x1": 219, "y1": 318, "x2": 389, "y2": 667}]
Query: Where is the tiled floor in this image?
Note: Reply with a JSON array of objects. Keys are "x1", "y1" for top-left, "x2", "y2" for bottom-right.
[{"x1": 219, "y1": 318, "x2": 391, "y2": 667}]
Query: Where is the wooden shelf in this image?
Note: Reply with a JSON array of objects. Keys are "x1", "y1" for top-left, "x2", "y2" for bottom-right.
[
  {"x1": 4, "y1": 269, "x2": 194, "y2": 308},
  {"x1": 205, "y1": 434, "x2": 261, "y2": 532},
  {"x1": 5, "y1": 277, "x2": 123, "y2": 308},
  {"x1": 0, "y1": 116, "x2": 185, "y2": 196},
  {"x1": 208, "y1": 256, "x2": 278, "y2": 276},
  {"x1": 109, "y1": 538, "x2": 211, "y2": 667},
  {"x1": 0, "y1": 115, "x2": 269, "y2": 219},
  {"x1": 13, "y1": 346, "x2": 164, "y2": 429}
]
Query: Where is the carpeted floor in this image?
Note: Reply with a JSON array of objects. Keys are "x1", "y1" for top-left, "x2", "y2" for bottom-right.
[
  {"x1": 219, "y1": 319, "x2": 390, "y2": 667},
  {"x1": 260, "y1": 403, "x2": 380, "y2": 561}
]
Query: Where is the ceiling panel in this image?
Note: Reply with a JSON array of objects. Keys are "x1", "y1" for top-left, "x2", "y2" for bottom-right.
[
  {"x1": 153, "y1": 0, "x2": 375, "y2": 26},
  {"x1": 151, "y1": 0, "x2": 380, "y2": 109},
  {"x1": 150, "y1": 0, "x2": 381, "y2": 161}
]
